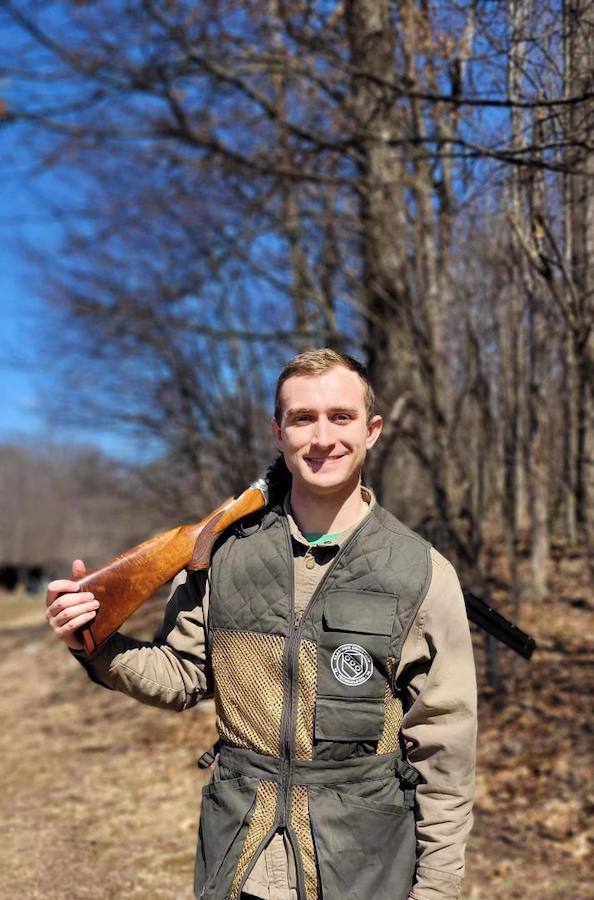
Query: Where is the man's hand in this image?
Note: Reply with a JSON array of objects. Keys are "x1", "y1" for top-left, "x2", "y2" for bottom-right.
[{"x1": 45, "y1": 559, "x2": 99, "y2": 651}]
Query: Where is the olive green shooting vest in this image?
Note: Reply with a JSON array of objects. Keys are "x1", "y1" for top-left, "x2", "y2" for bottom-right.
[{"x1": 195, "y1": 502, "x2": 432, "y2": 900}]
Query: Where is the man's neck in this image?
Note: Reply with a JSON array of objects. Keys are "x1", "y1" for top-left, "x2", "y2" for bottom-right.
[{"x1": 289, "y1": 479, "x2": 368, "y2": 535}]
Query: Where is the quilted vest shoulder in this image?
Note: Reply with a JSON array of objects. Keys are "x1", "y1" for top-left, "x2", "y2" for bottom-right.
[{"x1": 209, "y1": 505, "x2": 293, "y2": 635}]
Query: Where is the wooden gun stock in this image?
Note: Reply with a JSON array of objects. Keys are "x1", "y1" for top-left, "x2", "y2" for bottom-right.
[{"x1": 76, "y1": 483, "x2": 268, "y2": 656}]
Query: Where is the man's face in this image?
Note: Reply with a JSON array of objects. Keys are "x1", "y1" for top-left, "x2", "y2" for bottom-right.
[{"x1": 272, "y1": 366, "x2": 383, "y2": 498}]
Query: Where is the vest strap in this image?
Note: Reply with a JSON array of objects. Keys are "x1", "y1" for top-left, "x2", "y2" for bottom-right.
[
  {"x1": 394, "y1": 756, "x2": 421, "y2": 808},
  {"x1": 197, "y1": 739, "x2": 222, "y2": 769},
  {"x1": 218, "y1": 743, "x2": 414, "y2": 785},
  {"x1": 395, "y1": 756, "x2": 422, "y2": 787}
]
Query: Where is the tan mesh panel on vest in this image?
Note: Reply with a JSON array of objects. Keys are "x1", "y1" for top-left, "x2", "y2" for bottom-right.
[
  {"x1": 230, "y1": 779, "x2": 278, "y2": 900},
  {"x1": 212, "y1": 629, "x2": 285, "y2": 756},
  {"x1": 377, "y1": 656, "x2": 403, "y2": 754},
  {"x1": 291, "y1": 784, "x2": 319, "y2": 900},
  {"x1": 295, "y1": 639, "x2": 317, "y2": 760}
]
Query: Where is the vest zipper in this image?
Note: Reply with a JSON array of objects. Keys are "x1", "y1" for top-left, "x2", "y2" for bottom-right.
[
  {"x1": 279, "y1": 521, "x2": 296, "y2": 827},
  {"x1": 278, "y1": 510, "x2": 373, "y2": 827},
  {"x1": 235, "y1": 821, "x2": 283, "y2": 898}
]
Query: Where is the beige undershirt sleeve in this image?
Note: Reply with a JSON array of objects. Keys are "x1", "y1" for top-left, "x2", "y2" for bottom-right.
[{"x1": 400, "y1": 548, "x2": 477, "y2": 900}]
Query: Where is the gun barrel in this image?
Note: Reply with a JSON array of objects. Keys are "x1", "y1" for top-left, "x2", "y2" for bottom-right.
[{"x1": 464, "y1": 591, "x2": 537, "y2": 659}]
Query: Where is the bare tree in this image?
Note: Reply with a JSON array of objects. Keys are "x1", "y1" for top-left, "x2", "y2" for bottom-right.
[{"x1": 1, "y1": 0, "x2": 592, "y2": 605}]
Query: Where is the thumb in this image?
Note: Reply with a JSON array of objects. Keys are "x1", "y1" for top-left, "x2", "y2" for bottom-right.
[{"x1": 72, "y1": 558, "x2": 86, "y2": 580}]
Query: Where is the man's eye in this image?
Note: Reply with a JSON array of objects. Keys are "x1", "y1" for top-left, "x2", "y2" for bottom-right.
[{"x1": 334, "y1": 413, "x2": 352, "y2": 423}]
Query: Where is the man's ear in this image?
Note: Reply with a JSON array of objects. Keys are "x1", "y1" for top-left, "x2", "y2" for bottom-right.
[
  {"x1": 366, "y1": 414, "x2": 383, "y2": 450},
  {"x1": 271, "y1": 416, "x2": 283, "y2": 450}
]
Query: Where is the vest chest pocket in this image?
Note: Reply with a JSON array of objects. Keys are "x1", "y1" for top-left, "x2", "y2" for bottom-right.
[{"x1": 315, "y1": 590, "x2": 398, "y2": 742}]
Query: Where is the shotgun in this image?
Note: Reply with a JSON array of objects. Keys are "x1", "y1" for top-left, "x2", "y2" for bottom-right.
[
  {"x1": 76, "y1": 479, "x2": 268, "y2": 655},
  {"x1": 75, "y1": 461, "x2": 536, "y2": 659}
]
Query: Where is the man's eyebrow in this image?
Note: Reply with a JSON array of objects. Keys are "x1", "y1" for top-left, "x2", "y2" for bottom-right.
[
  {"x1": 285, "y1": 406, "x2": 315, "y2": 417},
  {"x1": 285, "y1": 405, "x2": 359, "y2": 416}
]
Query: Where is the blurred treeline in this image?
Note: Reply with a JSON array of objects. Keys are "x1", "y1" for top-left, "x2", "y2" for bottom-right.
[
  {"x1": 0, "y1": 442, "x2": 195, "y2": 569},
  {"x1": 1, "y1": 1, "x2": 592, "y2": 603}
]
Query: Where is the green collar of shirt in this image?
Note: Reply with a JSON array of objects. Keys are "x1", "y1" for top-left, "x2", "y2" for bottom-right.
[{"x1": 282, "y1": 486, "x2": 375, "y2": 549}]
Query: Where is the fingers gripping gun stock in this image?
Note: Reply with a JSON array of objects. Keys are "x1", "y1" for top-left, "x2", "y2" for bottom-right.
[{"x1": 75, "y1": 480, "x2": 268, "y2": 655}]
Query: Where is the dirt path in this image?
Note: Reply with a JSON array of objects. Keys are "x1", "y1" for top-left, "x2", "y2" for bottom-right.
[{"x1": 0, "y1": 596, "x2": 217, "y2": 899}]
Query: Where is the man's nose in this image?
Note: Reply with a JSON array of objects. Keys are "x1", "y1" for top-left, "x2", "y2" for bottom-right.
[{"x1": 312, "y1": 416, "x2": 334, "y2": 446}]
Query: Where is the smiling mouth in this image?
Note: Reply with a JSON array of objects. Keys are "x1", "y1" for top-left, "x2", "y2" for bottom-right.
[{"x1": 304, "y1": 455, "x2": 346, "y2": 464}]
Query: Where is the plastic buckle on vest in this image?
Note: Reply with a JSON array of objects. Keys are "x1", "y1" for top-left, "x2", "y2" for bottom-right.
[
  {"x1": 395, "y1": 757, "x2": 421, "y2": 807},
  {"x1": 197, "y1": 740, "x2": 221, "y2": 769},
  {"x1": 395, "y1": 757, "x2": 422, "y2": 786}
]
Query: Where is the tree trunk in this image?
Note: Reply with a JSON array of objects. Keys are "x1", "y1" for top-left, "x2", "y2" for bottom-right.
[
  {"x1": 344, "y1": 0, "x2": 413, "y2": 415},
  {"x1": 565, "y1": 0, "x2": 594, "y2": 542}
]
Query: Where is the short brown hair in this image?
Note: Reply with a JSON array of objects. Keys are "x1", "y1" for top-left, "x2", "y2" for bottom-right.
[{"x1": 274, "y1": 348, "x2": 375, "y2": 423}]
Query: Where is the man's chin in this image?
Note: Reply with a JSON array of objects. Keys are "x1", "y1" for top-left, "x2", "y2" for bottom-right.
[{"x1": 294, "y1": 468, "x2": 357, "y2": 496}]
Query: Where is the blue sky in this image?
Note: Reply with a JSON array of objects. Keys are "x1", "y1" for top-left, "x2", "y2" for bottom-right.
[
  {"x1": 0, "y1": 9, "x2": 138, "y2": 460},
  {"x1": 0, "y1": 174, "x2": 48, "y2": 441},
  {"x1": 0, "y1": 164, "x2": 135, "y2": 458},
  {"x1": 0, "y1": 14, "x2": 51, "y2": 444}
]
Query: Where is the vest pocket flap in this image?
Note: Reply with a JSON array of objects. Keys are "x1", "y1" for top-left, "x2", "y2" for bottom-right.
[
  {"x1": 315, "y1": 695, "x2": 385, "y2": 741},
  {"x1": 323, "y1": 590, "x2": 397, "y2": 636}
]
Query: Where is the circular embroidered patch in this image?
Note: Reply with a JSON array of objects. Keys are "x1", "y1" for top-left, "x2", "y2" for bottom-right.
[{"x1": 331, "y1": 643, "x2": 374, "y2": 686}]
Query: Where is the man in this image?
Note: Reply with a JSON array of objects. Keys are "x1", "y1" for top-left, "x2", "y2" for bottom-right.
[{"x1": 46, "y1": 348, "x2": 477, "y2": 900}]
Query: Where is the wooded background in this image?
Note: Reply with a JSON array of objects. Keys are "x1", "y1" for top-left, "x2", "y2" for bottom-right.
[
  {"x1": 1, "y1": 5, "x2": 593, "y2": 897},
  {"x1": 1, "y1": 0, "x2": 592, "y2": 609}
]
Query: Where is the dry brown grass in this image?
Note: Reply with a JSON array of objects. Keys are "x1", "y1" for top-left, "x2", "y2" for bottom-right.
[
  {"x1": 0, "y1": 592, "x2": 217, "y2": 899},
  {"x1": 465, "y1": 546, "x2": 593, "y2": 899}
]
